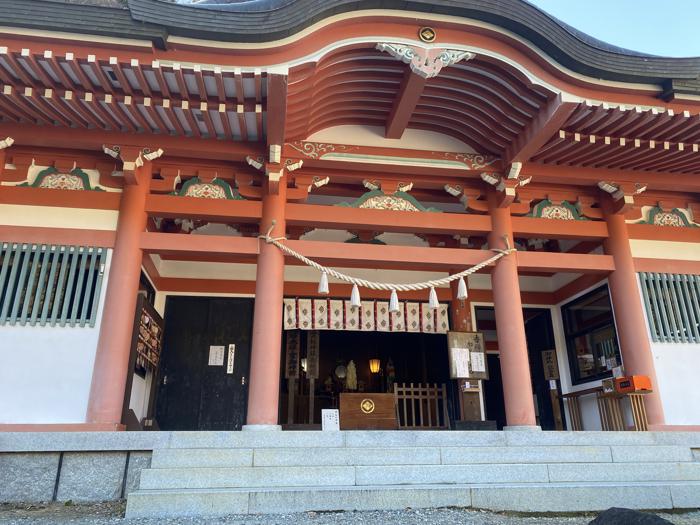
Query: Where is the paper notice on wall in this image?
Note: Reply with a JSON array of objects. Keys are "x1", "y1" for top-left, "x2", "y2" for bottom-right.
[
  {"x1": 470, "y1": 351, "x2": 486, "y2": 373},
  {"x1": 322, "y1": 409, "x2": 340, "y2": 431},
  {"x1": 449, "y1": 347, "x2": 471, "y2": 378},
  {"x1": 227, "y1": 344, "x2": 235, "y2": 374},
  {"x1": 208, "y1": 345, "x2": 225, "y2": 366}
]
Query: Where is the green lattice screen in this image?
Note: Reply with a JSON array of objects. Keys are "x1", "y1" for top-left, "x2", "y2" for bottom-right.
[
  {"x1": 639, "y1": 272, "x2": 700, "y2": 344},
  {"x1": 0, "y1": 243, "x2": 107, "y2": 327}
]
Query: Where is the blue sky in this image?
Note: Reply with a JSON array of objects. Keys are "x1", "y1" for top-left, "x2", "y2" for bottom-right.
[{"x1": 528, "y1": 1, "x2": 700, "y2": 57}]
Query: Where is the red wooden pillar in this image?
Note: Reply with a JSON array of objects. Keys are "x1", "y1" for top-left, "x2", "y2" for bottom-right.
[
  {"x1": 86, "y1": 148, "x2": 153, "y2": 427},
  {"x1": 487, "y1": 192, "x2": 538, "y2": 428},
  {"x1": 604, "y1": 207, "x2": 665, "y2": 427},
  {"x1": 245, "y1": 178, "x2": 287, "y2": 429}
]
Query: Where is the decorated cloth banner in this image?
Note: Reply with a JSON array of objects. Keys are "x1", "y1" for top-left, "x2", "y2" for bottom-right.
[{"x1": 283, "y1": 298, "x2": 449, "y2": 334}]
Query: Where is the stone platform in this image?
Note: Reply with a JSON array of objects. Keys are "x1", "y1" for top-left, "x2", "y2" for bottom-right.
[{"x1": 1, "y1": 430, "x2": 699, "y2": 517}]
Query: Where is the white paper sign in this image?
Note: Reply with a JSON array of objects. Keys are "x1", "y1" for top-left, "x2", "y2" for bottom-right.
[
  {"x1": 470, "y1": 351, "x2": 486, "y2": 373},
  {"x1": 450, "y1": 347, "x2": 471, "y2": 378},
  {"x1": 208, "y1": 345, "x2": 225, "y2": 366},
  {"x1": 321, "y1": 409, "x2": 340, "y2": 431},
  {"x1": 549, "y1": 379, "x2": 558, "y2": 390},
  {"x1": 227, "y1": 344, "x2": 235, "y2": 374}
]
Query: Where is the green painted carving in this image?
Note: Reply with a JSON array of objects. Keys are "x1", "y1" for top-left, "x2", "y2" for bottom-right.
[
  {"x1": 173, "y1": 177, "x2": 244, "y2": 200},
  {"x1": 529, "y1": 199, "x2": 586, "y2": 220},
  {"x1": 336, "y1": 190, "x2": 440, "y2": 212},
  {"x1": 21, "y1": 167, "x2": 103, "y2": 191},
  {"x1": 637, "y1": 206, "x2": 697, "y2": 227}
]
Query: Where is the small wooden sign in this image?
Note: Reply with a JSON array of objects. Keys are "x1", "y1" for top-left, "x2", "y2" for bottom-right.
[
  {"x1": 541, "y1": 350, "x2": 559, "y2": 380},
  {"x1": 285, "y1": 331, "x2": 300, "y2": 379},
  {"x1": 306, "y1": 330, "x2": 320, "y2": 379},
  {"x1": 447, "y1": 331, "x2": 488, "y2": 380},
  {"x1": 339, "y1": 393, "x2": 398, "y2": 430}
]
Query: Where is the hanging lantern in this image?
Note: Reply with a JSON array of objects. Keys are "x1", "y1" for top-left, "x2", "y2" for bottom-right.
[
  {"x1": 318, "y1": 271, "x2": 329, "y2": 294},
  {"x1": 457, "y1": 276, "x2": 468, "y2": 301},
  {"x1": 369, "y1": 358, "x2": 381, "y2": 374},
  {"x1": 350, "y1": 283, "x2": 361, "y2": 309},
  {"x1": 428, "y1": 286, "x2": 439, "y2": 310},
  {"x1": 389, "y1": 289, "x2": 400, "y2": 313}
]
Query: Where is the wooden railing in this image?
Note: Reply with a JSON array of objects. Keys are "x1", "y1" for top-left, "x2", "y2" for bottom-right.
[
  {"x1": 560, "y1": 387, "x2": 650, "y2": 431},
  {"x1": 393, "y1": 383, "x2": 449, "y2": 430}
]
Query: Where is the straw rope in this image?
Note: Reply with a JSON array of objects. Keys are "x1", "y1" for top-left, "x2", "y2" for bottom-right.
[{"x1": 259, "y1": 221, "x2": 515, "y2": 292}]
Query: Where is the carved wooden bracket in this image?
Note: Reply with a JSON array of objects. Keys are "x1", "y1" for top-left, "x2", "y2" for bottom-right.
[
  {"x1": 245, "y1": 155, "x2": 303, "y2": 195},
  {"x1": 103, "y1": 144, "x2": 163, "y2": 185},
  {"x1": 598, "y1": 180, "x2": 647, "y2": 214},
  {"x1": 376, "y1": 43, "x2": 475, "y2": 78},
  {"x1": 480, "y1": 171, "x2": 532, "y2": 208}
]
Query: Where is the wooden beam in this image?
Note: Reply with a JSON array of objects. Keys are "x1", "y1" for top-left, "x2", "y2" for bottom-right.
[
  {"x1": 505, "y1": 94, "x2": 577, "y2": 164},
  {"x1": 511, "y1": 216, "x2": 609, "y2": 240},
  {"x1": 0, "y1": 186, "x2": 121, "y2": 210},
  {"x1": 266, "y1": 73, "x2": 288, "y2": 150},
  {"x1": 0, "y1": 122, "x2": 263, "y2": 161},
  {"x1": 0, "y1": 225, "x2": 116, "y2": 247},
  {"x1": 140, "y1": 232, "x2": 260, "y2": 257},
  {"x1": 385, "y1": 69, "x2": 427, "y2": 139},
  {"x1": 138, "y1": 231, "x2": 612, "y2": 272},
  {"x1": 285, "y1": 203, "x2": 492, "y2": 236},
  {"x1": 145, "y1": 194, "x2": 262, "y2": 222}
]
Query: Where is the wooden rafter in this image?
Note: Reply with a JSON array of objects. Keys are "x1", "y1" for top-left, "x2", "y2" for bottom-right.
[
  {"x1": 385, "y1": 69, "x2": 427, "y2": 139},
  {"x1": 504, "y1": 93, "x2": 577, "y2": 165}
]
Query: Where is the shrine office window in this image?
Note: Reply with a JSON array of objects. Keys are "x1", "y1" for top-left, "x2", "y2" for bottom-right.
[{"x1": 561, "y1": 285, "x2": 622, "y2": 385}]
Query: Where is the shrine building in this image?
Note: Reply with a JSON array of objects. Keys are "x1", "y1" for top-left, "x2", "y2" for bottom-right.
[{"x1": 2, "y1": 0, "x2": 700, "y2": 439}]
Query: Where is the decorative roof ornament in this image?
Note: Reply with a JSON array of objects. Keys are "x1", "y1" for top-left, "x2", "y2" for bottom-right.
[
  {"x1": 0, "y1": 137, "x2": 14, "y2": 149},
  {"x1": 376, "y1": 43, "x2": 475, "y2": 78}
]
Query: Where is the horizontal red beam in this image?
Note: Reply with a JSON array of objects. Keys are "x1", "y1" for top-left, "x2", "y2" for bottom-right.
[
  {"x1": 0, "y1": 123, "x2": 263, "y2": 161},
  {"x1": 628, "y1": 223, "x2": 700, "y2": 243},
  {"x1": 139, "y1": 233, "x2": 615, "y2": 272},
  {"x1": 0, "y1": 225, "x2": 116, "y2": 247},
  {"x1": 145, "y1": 194, "x2": 262, "y2": 222},
  {"x1": 286, "y1": 203, "x2": 492, "y2": 235},
  {"x1": 0, "y1": 186, "x2": 121, "y2": 210},
  {"x1": 140, "y1": 232, "x2": 259, "y2": 257},
  {"x1": 511, "y1": 216, "x2": 609, "y2": 240}
]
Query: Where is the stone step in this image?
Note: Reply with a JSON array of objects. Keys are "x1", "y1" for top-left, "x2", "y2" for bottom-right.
[
  {"x1": 140, "y1": 460, "x2": 700, "y2": 490},
  {"x1": 125, "y1": 481, "x2": 700, "y2": 518},
  {"x1": 139, "y1": 465, "x2": 356, "y2": 490},
  {"x1": 155, "y1": 431, "x2": 700, "y2": 450},
  {"x1": 150, "y1": 444, "x2": 694, "y2": 469}
]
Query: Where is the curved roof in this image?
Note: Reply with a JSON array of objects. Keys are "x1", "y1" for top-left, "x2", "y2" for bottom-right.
[{"x1": 1, "y1": 0, "x2": 700, "y2": 93}]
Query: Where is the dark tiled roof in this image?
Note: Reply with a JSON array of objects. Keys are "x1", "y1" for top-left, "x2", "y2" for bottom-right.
[{"x1": 3, "y1": 0, "x2": 699, "y2": 91}]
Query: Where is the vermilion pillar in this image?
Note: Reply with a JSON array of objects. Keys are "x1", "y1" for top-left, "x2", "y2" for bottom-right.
[
  {"x1": 487, "y1": 192, "x2": 538, "y2": 428},
  {"x1": 604, "y1": 205, "x2": 665, "y2": 427},
  {"x1": 245, "y1": 178, "x2": 287, "y2": 429},
  {"x1": 86, "y1": 153, "x2": 152, "y2": 427}
]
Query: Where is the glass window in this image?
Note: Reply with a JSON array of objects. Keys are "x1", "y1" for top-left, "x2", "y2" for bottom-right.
[{"x1": 561, "y1": 285, "x2": 621, "y2": 385}]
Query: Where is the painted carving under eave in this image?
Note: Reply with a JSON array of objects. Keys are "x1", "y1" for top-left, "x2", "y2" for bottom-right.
[
  {"x1": 376, "y1": 43, "x2": 475, "y2": 78},
  {"x1": 530, "y1": 199, "x2": 586, "y2": 221},
  {"x1": 18, "y1": 166, "x2": 107, "y2": 191},
  {"x1": 337, "y1": 188, "x2": 440, "y2": 212},
  {"x1": 173, "y1": 177, "x2": 244, "y2": 200},
  {"x1": 635, "y1": 206, "x2": 697, "y2": 228}
]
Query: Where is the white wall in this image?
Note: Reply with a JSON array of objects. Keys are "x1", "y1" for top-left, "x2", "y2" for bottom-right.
[
  {"x1": 0, "y1": 251, "x2": 111, "y2": 424},
  {"x1": 650, "y1": 343, "x2": 700, "y2": 425},
  {"x1": 636, "y1": 276, "x2": 700, "y2": 425}
]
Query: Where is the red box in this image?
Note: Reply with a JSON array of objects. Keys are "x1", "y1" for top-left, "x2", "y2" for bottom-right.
[{"x1": 614, "y1": 375, "x2": 652, "y2": 394}]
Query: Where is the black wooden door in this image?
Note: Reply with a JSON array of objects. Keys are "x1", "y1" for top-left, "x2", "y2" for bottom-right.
[
  {"x1": 524, "y1": 308, "x2": 559, "y2": 431},
  {"x1": 156, "y1": 296, "x2": 254, "y2": 430}
]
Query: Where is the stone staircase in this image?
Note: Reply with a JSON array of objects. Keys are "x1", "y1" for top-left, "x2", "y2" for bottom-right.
[{"x1": 125, "y1": 430, "x2": 700, "y2": 518}]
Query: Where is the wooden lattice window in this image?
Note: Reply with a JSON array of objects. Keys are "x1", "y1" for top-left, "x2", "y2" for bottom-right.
[
  {"x1": 640, "y1": 273, "x2": 700, "y2": 343},
  {"x1": 0, "y1": 242, "x2": 107, "y2": 327}
]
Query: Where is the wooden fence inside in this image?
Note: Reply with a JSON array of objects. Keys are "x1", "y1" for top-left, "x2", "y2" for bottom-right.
[{"x1": 393, "y1": 382, "x2": 449, "y2": 430}]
